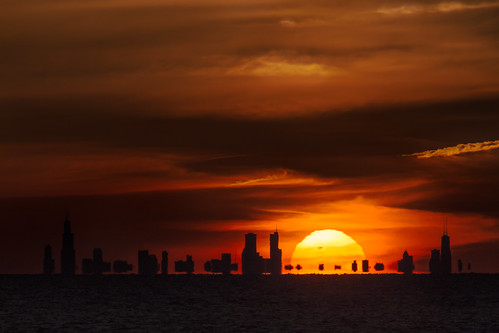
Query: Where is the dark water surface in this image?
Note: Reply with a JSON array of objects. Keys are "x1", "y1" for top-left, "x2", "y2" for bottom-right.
[{"x1": 1, "y1": 274, "x2": 497, "y2": 332}]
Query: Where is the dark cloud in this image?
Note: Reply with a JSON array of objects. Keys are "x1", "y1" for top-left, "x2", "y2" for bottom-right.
[{"x1": 2, "y1": 95, "x2": 499, "y2": 217}]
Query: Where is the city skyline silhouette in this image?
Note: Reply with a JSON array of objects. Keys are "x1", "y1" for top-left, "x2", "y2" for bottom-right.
[{"x1": 35, "y1": 215, "x2": 476, "y2": 276}]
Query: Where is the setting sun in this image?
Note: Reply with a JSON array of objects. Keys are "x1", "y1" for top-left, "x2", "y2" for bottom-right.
[{"x1": 291, "y1": 229, "x2": 365, "y2": 274}]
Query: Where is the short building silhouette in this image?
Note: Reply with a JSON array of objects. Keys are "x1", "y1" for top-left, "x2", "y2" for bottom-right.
[
  {"x1": 351, "y1": 260, "x2": 358, "y2": 272},
  {"x1": 318, "y1": 264, "x2": 324, "y2": 271},
  {"x1": 175, "y1": 255, "x2": 194, "y2": 274},
  {"x1": 334, "y1": 265, "x2": 341, "y2": 270},
  {"x1": 374, "y1": 263, "x2": 384, "y2": 271},
  {"x1": 138, "y1": 250, "x2": 159, "y2": 275},
  {"x1": 43, "y1": 245, "x2": 55, "y2": 275},
  {"x1": 113, "y1": 260, "x2": 133, "y2": 273},
  {"x1": 284, "y1": 264, "x2": 293, "y2": 271},
  {"x1": 204, "y1": 253, "x2": 237, "y2": 275},
  {"x1": 362, "y1": 260, "x2": 369, "y2": 273},
  {"x1": 61, "y1": 216, "x2": 76, "y2": 276},
  {"x1": 82, "y1": 248, "x2": 111, "y2": 274},
  {"x1": 397, "y1": 251, "x2": 414, "y2": 274}
]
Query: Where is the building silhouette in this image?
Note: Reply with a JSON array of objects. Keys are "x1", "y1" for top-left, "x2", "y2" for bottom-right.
[
  {"x1": 242, "y1": 231, "x2": 282, "y2": 276},
  {"x1": 138, "y1": 250, "x2": 159, "y2": 275},
  {"x1": 204, "y1": 253, "x2": 238, "y2": 275},
  {"x1": 318, "y1": 264, "x2": 324, "y2": 271},
  {"x1": 113, "y1": 260, "x2": 133, "y2": 273},
  {"x1": 82, "y1": 248, "x2": 111, "y2": 274},
  {"x1": 334, "y1": 265, "x2": 341, "y2": 270},
  {"x1": 61, "y1": 216, "x2": 76, "y2": 276},
  {"x1": 161, "y1": 251, "x2": 168, "y2": 275},
  {"x1": 269, "y1": 231, "x2": 282, "y2": 275},
  {"x1": 284, "y1": 264, "x2": 293, "y2": 271},
  {"x1": 175, "y1": 255, "x2": 194, "y2": 274},
  {"x1": 43, "y1": 245, "x2": 55, "y2": 275},
  {"x1": 441, "y1": 227, "x2": 452, "y2": 275},
  {"x1": 362, "y1": 260, "x2": 369, "y2": 273},
  {"x1": 458, "y1": 259, "x2": 463, "y2": 273},
  {"x1": 397, "y1": 251, "x2": 414, "y2": 274},
  {"x1": 241, "y1": 233, "x2": 264, "y2": 275},
  {"x1": 351, "y1": 260, "x2": 358, "y2": 272},
  {"x1": 429, "y1": 249, "x2": 441, "y2": 275},
  {"x1": 374, "y1": 263, "x2": 384, "y2": 271}
]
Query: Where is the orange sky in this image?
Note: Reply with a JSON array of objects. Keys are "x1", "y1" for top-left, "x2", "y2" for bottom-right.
[{"x1": 1, "y1": 0, "x2": 498, "y2": 273}]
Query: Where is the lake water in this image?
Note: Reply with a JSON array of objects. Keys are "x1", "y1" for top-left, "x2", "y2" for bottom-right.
[{"x1": 1, "y1": 274, "x2": 497, "y2": 332}]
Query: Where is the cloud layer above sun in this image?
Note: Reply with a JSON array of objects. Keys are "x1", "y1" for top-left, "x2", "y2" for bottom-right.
[{"x1": 2, "y1": 0, "x2": 499, "y2": 115}]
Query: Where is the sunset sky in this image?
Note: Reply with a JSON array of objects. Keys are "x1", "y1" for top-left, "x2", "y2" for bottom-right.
[{"x1": 1, "y1": 0, "x2": 498, "y2": 273}]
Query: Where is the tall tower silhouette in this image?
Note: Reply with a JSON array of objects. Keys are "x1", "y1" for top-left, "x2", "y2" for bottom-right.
[
  {"x1": 242, "y1": 233, "x2": 263, "y2": 275},
  {"x1": 441, "y1": 222, "x2": 452, "y2": 275},
  {"x1": 269, "y1": 231, "x2": 282, "y2": 275},
  {"x1": 61, "y1": 215, "x2": 76, "y2": 275},
  {"x1": 161, "y1": 251, "x2": 168, "y2": 275}
]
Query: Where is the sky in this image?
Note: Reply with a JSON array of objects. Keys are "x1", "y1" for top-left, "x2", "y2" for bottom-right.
[{"x1": 1, "y1": 0, "x2": 498, "y2": 274}]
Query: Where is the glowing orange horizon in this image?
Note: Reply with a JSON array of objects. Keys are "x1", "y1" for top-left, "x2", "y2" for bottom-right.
[{"x1": 290, "y1": 229, "x2": 365, "y2": 274}]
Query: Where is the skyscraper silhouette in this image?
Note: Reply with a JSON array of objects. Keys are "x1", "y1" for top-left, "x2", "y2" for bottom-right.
[
  {"x1": 441, "y1": 226, "x2": 452, "y2": 275},
  {"x1": 161, "y1": 251, "x2": 168, "y2": 275},
  {"x1": 61, "y1": 216, "x2": 76, "y2": 276},
  {"x1": 429, "y1": 249, "x2": 441, "y2": 275},
  {"x1": 43, "y1": 245, "x2": 55, "y2": 275},
  {"x1": 241, "y1": 233, "x2": 263, "y2": 275},
  {"x1": 269, "y1": 231, "x2": 282, "y2": 275}
]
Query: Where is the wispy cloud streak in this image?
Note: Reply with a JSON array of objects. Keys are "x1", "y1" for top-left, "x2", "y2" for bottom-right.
[
  {"x1": 376, "y1": 1, "x2": 499, "y2": 15},
  {"x1": 405, "y1": 140, "x2": 499, "y2": 158}
]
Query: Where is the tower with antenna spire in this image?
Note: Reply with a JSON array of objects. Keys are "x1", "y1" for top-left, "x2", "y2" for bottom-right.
[
  {"x1": 441, "y1": 220, "x2": 452, "y2": 275},
  {"x1": 269, "y1": 230, "x2": 282, "y2": 275},
  {"x1": 61, "y1": 214, "x2": 76, "y2": 275}
]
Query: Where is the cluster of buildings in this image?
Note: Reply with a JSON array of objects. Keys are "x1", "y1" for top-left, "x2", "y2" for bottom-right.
[
  {"x1": 351, "y1": 260, "x2": 385, "y2": 273},
  {"x1": 43, "y1": 216, "x2": 279, "y2": 276},
  {"x1": 241, "y1": 231, "x2": 282, "y2": 275},
  {"x1": 43, "y1": 215, "x2": 466, "y2": 276},
  {"x1": 396, "y1": 225, "x2": 464, "y2": 276}
]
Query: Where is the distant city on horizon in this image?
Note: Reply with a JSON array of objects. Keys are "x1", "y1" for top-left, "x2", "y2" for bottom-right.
[{"x1": 37, "y1": 215, "x2": 473, "y2": 277}]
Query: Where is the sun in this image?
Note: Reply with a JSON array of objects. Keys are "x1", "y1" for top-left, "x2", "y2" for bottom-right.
[{"x1": 290, "y1": 229, "x2": 365, "y2": 274}]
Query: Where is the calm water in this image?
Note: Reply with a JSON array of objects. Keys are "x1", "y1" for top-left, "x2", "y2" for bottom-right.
[{"x1": 1, "y1": 274, "x2": 497, "y2": 332}]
